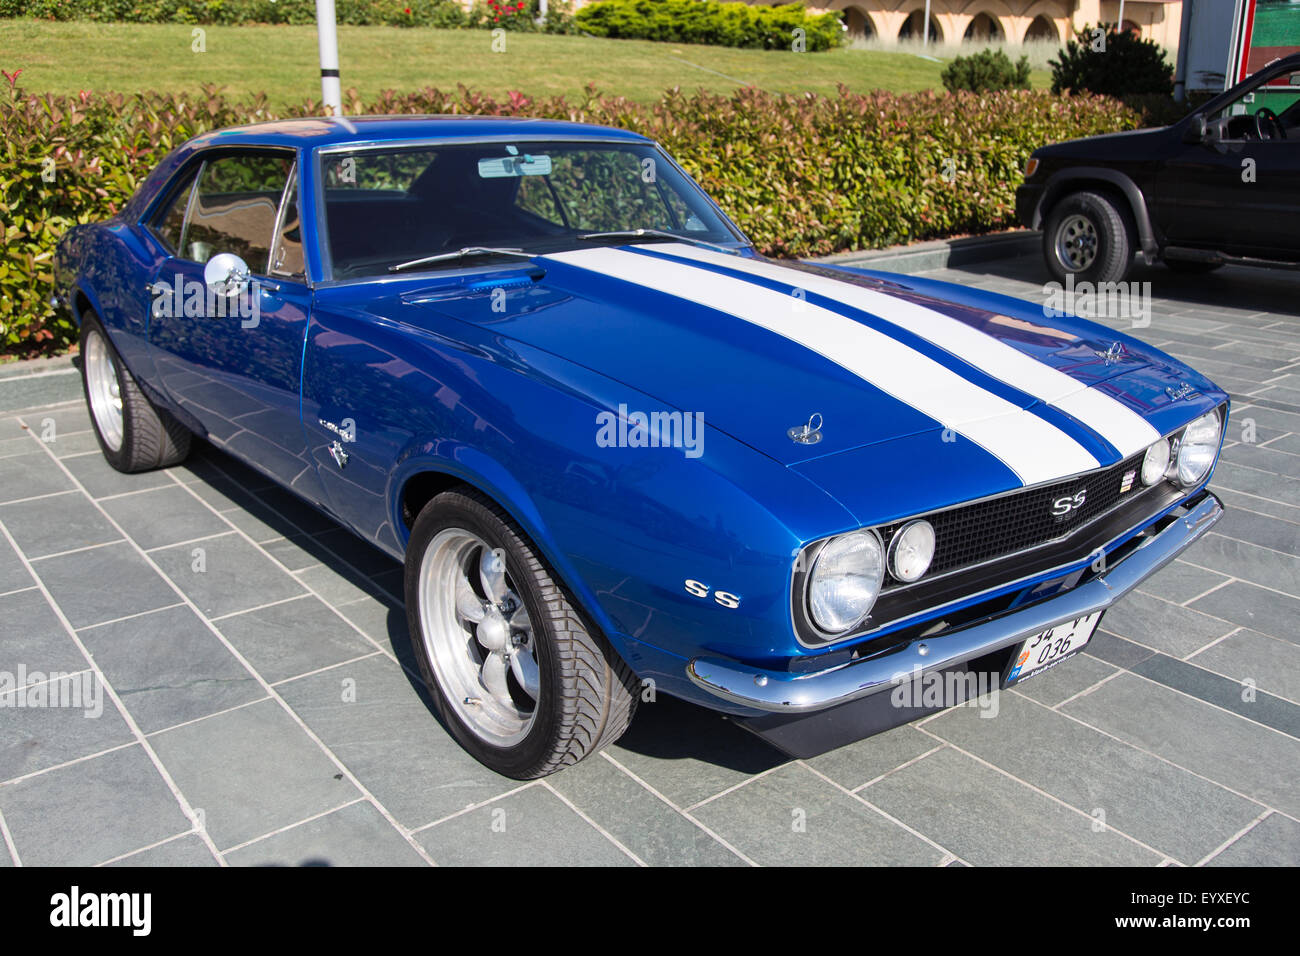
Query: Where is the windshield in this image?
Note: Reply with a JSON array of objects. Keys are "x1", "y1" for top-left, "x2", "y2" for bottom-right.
[{"x1": 320, "y1": 141, "x2": 743, "y2": 279}]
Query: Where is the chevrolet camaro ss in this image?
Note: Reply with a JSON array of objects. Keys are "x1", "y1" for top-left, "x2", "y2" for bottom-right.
[{"x1": 53, "y1": 116, "x2": 1227, "y2": 778}]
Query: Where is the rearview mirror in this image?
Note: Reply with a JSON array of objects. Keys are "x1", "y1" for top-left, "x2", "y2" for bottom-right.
[
  {"x1": 204, "y1": 252, "x2": 251, "y2": 298},
  {"x1": 1183, "y1": 114, "x2": 1208, "y2": 144}
]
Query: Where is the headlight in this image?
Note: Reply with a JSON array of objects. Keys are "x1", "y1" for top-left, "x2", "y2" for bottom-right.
[
  {"x1": 1141, "y1": 438, "x2": 1171, "y2": 486},
  {"x1": 1175, "y1": 409, "x2": 1222, "y2": 486},
  {"x1": 889, "y1": 520, "x2": 935, "y2": 583},
  {"x1": 807, "y1": 531, "x2": 884, "y2": 634}
]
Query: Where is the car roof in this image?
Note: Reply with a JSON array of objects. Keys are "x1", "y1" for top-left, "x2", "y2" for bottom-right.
[{"x1": 186, "y1": 114, "x2": 652, "y2": 151}]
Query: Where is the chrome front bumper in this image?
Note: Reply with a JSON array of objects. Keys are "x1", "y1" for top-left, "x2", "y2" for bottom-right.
[{"x1": 687, "y1": 493, "x2": 1223, "y2": 714}]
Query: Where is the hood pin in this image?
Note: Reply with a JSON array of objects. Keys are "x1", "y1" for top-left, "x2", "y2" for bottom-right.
[{"x1": 788, "y1": 413, "x2": 824, "y2": 445}]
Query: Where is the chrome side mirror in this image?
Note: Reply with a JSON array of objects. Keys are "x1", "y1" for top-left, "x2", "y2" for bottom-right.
[
  {"x1": 1182, "y1": 114, "x2": 1208, "y2": 144},
  {"x1": 204, "y1": 252, "x2": 251, "y2": 297}
]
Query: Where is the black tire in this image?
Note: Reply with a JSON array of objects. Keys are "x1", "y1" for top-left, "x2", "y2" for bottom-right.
[
  {"x1": 79, "y1": 312, "x2": 191, "y2": 473},
  {"x1": 404, "y1": 488, "x2": 638, "y2": 779},
  {"x1": 1164, "y1": 258, "x2": 1223, "y2": 275},
  {"x1": 1043, "y1": 190, "x2": 1135, "y2": 284}
]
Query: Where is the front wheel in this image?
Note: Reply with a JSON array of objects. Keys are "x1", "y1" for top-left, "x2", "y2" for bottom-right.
[
  {"x1": 404, "y1": 488, "x2": 638, "y2": 778},
  {"x1": 1043, "y1": 190, "x2": 1134, "y2": 285}
]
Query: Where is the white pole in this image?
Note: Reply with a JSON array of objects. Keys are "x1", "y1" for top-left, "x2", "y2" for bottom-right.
[
  {"x1": 923, "y1": 0, "x2": 931, "y2": 47},
  {"x1": 1118, "y1": 0, "x2": 1126, "y2": 34},
  {"x1": 537, "y1": 0, "x2": 548, "y2": 26},
  {"x1": 316, "y1": 0, "x2": 342, "y2": 117}
]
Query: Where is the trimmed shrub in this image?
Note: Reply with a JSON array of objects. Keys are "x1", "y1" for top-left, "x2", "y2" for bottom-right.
[
  {"x1": 1051, "y1": 23, "x2": 1173, "y2": 97},
  {"x1": 574, "y1": 0, "x2": 843, "y2": 51},
  {"x1": 942, "y1": 49, "x2": 1031, "y2": 93},
  {"x1": 0, "y1": 80, "x2": 1143, "y2": 356}
]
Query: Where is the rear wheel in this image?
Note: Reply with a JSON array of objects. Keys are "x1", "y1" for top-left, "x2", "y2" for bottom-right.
[
  {"x1": 1043, "y1": 190, "x2": 1134, "y2": 284},
  {"x1": 405, "y1": 488, "x2": 638, "y2": 778},
  {"x1": 80, "y1": 312, "x2": 191, "y2": 473}
]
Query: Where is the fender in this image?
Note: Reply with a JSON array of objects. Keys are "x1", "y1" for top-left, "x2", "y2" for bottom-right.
[
  {"x1": 388, "y1": 443, "x2": 629, "y2": 659},
  {"x1": 1035, "y1": 166, "x2": 1159, "y2": 259}
]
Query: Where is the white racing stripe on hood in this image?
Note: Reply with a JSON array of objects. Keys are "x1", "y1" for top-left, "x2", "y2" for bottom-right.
[
  {"x1": 656, "y1": 244, "x2": 1161, "y2": 458},
  {"x1": 546, "y1": 246, "x2": 1100, "y2": 486}
]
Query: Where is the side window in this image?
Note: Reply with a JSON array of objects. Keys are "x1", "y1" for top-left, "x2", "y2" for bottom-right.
[
  {"x1": 185, "y1": 152, "x2": 294, "y2": 270},
  {"x1": 149, "y1": 166, "x2": 199, "y2": 254},
  {"x1": 270, "y1": 165, "x2": 305, "y2": 279}
]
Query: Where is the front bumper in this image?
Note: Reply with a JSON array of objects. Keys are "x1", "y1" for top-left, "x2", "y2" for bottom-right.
[
  {"x1": 687, "y1": 492, "x2": 1222, "y2": 714},
  {"x1": 1015, "y1": 182, "x2": 1044, "y2": 229}
]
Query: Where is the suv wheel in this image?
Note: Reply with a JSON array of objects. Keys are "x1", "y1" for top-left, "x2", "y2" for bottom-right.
[{"x1": 1043, "y1": 190, "x2": 1134, "y2": 284}]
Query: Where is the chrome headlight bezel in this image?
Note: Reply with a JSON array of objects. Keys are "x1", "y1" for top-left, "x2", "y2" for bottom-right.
[
  {"x1": 1141, "y1": 437, "x2": 1172, "y2": 486},
  {"x1": 888, "y1": 519, "x2": 936, "y2": 584},
  {"x1": 1174, "y1": 408, "x2": 1223, "y2": 487},
  {"x1": 802, "y1": 529, "x2": 885, "y2": 637}
]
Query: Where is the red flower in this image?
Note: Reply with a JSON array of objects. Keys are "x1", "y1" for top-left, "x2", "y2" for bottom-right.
[{"x1": 404, "y1": 5, "x2": 410, "y2": 12}]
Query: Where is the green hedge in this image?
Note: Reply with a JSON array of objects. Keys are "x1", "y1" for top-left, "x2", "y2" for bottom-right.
[
  {"x1": 1, "y1": 0, "x2": 470, "y2": 28},
  {"x1": 0, "y1": 0, "x2": 583, "y2": 30},
  {"x1": 574, "y1": 0, "x2": 842, "y2": 51},
  {"x1": 0, "y1": 81, "x2": 1143, "y2": 356}
]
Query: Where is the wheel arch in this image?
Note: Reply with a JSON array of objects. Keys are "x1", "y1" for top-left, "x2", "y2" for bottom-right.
[
  {"x1": 1035, "y1": 168, "x2": 1157, "y2": 258},
  {"x1": 389, "y1": 446, "x2": 635, "y2": 672}
]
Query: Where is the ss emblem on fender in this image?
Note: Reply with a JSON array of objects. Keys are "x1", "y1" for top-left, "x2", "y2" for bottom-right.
[
  {"x1": 1051, "y1": 489, "x2": 1087, "y2": 518},
  {"x1": 684, "y1": 579, "x2": 741, "y2": 609}
]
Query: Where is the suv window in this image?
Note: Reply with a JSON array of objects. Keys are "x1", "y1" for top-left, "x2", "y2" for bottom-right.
[
  {"x1": 185, "y1": 153, "x2": 294, "y2": 270},
  {"x1": 1215, "y1": 68, "x2": 1300, "y2": 140}
]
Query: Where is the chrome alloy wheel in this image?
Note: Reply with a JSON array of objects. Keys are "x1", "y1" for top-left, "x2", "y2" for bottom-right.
[
  {"x1": 1055, "y1": 213, "x2": 1099, "y2": 272},
  {"x1": 418, "y1": 528, "x2": 541, "y2": 746},
  {"x1": 84, "y1": 330, "x2": 124, "y2": 452}
]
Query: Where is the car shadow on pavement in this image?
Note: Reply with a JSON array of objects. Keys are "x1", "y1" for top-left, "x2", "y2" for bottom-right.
[{"x1": 938, "y1": 254, "x2": 1300, "y2": 318}]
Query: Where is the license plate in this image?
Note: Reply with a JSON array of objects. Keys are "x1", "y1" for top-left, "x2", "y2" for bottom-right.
[{"x1": 1003, "y1": 612, "x2": 1101, "y2": 686}]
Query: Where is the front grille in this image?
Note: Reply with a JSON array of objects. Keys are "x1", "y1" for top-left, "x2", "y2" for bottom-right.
[{"x1": 879, "y1": 452, "x2": 1151, "y2": 587}]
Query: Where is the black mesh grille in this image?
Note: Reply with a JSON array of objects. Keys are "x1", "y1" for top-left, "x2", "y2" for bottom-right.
[{"x1": 879, "y1": 453, "x2": 1151, "y2": 586}]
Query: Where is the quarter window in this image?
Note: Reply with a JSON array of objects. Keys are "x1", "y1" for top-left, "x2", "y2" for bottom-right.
[{"x1": 270, "y1": 165, "x2": 306, "y2": 279}]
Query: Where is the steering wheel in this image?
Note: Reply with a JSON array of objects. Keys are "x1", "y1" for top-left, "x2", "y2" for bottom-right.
[{"x1": 1254, "y1": 106, "x2": 1286, "y2": 141}]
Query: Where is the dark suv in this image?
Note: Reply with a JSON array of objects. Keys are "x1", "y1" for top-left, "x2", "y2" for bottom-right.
[{"x1": 1018, "y1": 52, "x2": 1300, "y2": 284}]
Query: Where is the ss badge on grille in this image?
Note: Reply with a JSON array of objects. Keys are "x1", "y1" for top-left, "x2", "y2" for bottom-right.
[{"x1": 1051, "y1": 488, "x2": 1087, "y2": 518}]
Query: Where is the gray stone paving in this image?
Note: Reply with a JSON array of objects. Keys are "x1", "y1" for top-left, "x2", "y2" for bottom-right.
[{"x1": 0, "y1": 254, "x2": 1297, "y2": 866}]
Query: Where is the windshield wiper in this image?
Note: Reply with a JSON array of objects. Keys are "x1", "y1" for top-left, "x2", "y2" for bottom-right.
[
  {"x1": 576, "y1": 229, "x2": 743, "y2": 255},
  {"x1": 389, "y1": 247, "x2": 535, "y2": 273}
]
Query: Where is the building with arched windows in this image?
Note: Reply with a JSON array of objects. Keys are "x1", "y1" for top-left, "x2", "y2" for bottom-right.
[{"x1": 818, "y1": 1, "x2": 1183, "y2": 47}]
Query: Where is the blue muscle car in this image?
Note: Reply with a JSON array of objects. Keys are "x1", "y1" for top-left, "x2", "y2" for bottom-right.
[{"x1": 53, "y1": 116, "x2": 1227, "y2": 778}]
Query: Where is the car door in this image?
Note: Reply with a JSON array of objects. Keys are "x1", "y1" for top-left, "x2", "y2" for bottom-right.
[
  {"x1": 1158, "y1": 69, "x2": 1300, "y2": 258},
  {"x1": 149, "y1": 149, "x2": 320, "y2": 495}
]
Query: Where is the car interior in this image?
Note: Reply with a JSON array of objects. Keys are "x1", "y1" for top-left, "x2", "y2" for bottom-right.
[
  {"x1": 322, "y1": 145, "x2": 718, "y2": 280},
  {"x1": 1208, "y1": 69, "x2": 1300, "y2": 141}
]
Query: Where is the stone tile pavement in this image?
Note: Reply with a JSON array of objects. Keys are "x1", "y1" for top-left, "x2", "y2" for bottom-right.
[{"x1": 0, "y1": 255, "x2": 1297, "y2": 866}]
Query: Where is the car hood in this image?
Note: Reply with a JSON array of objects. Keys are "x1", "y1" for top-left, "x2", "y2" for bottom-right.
[
  {"x1": 404, "y1": 243, "x2": 1216, "y2": 491},
  {"x1": 1035, "y1": 125, "x2": 1171, "y2": 159}
]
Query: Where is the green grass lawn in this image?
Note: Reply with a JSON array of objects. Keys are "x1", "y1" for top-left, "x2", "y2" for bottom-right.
[{"x1": 0, "y1": 20, "x2": 1052, "y2": 105}]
